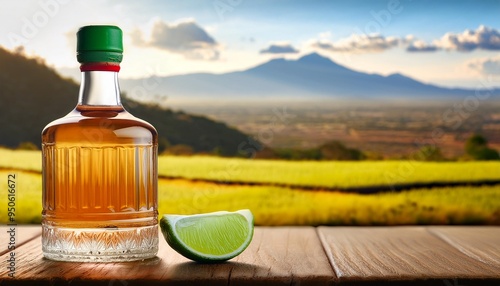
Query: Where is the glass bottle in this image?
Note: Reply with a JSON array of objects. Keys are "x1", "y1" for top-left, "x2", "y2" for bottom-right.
[{"x1": 41, "y1": 25, "x2": 158, "y2": 262}]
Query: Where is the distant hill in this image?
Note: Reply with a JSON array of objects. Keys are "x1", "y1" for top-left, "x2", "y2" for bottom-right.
[
  {"x1": 0, "y1": 47, "x2": 250, "y2": 156},
  {"x1": 118, "y1": 52, "x2": 500, "y2": 102}
]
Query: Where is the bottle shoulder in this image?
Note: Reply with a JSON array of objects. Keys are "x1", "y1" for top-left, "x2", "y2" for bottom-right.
[
  {"x1": 43, "y1": 108, "x2": 156, "y2": 131},
  {"x1": 42, "y1": 108, "x2": 157, "y2": 145}
]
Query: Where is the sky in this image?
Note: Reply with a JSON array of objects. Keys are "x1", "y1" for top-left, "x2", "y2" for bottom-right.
[{"x1": 1, "y1": 0, "x2": 500, "y2": 88}]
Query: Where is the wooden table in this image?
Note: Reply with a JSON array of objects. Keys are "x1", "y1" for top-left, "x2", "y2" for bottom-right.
[{"x1": 1, "y1": 226, "x2": 499, "y2": 285}]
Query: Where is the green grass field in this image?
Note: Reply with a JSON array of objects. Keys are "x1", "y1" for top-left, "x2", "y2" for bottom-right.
[{"x1": 1, "y1": 149, "x2": 499, "y2": 225}]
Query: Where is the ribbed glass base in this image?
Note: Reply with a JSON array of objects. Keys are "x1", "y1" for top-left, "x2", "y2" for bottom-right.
[{"x1": 42, "y1": 225, "x2": 158, "y2": 262}]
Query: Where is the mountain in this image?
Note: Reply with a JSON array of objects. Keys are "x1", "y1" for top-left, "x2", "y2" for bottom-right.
[
  {"x1": 119, "y1": 52, "x2": 500, "y2": 102},
  {"x1": 0, "y1": 47, "x2": 250, "y2": 156}
]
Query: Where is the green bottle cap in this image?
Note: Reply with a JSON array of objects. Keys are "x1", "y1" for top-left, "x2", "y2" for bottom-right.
[{"x1": 77, "y1": 25, "x2": 123, "y2": 63}]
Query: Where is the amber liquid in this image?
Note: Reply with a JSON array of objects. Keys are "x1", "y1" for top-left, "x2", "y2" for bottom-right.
[{"x1": 42, "y1": 106, "x2": 158, "y2": 261}]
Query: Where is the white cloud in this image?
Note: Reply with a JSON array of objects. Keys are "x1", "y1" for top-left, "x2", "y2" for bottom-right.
[
  {"x1": 260, "y1": 42, "x2": 299, "y2": 54},
  {"x1": 131, "y1": 19, "x2": 220, "y2": 60},
  {"x1": 310, "y1": 26, "x2": 500, "y2": 54},
  {"x1": 436, "y1": 25, "x2": 500, "y2": 52},
  {"x1": 310, "y1": 34, "x2": 400, "y2": 53},
  {"x1": 406, "y1": 40, "x2": 439, "y2": 52},
  {"x1": 407, "y1": 25, "x2": 500, "y2": 53},
  {"x1": 467, "y1": 56, "x2": 500, "y2": 75}
]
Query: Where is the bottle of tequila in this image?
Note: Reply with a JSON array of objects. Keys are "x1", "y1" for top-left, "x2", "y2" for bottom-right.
[{"x1": 41, "y1": 25, "x2": 158, "y2": 262}]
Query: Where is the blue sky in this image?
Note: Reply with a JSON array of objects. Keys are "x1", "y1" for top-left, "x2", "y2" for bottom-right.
[{"x1": 1, "y1": 0, "x2": 499, "y2": 88}]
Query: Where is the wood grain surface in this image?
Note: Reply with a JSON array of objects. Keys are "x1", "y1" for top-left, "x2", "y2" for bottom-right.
[
  {"x1": 0, "y1": 226, "x2": 335, "y2": 285},
  {"x1": 317, "y1": 226, "x2": 500, "y2": 282},
  {"x1": 428, "y1": 226, "x2": 500, "y2": 267},
  {"x1": 1, "y1": 226, "x2": 499, "y2": 285}
]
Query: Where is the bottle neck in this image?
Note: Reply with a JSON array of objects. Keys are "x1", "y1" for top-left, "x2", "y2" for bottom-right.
[{"x1": 77, "y1": 70, "x2": 122, "y2": 108}]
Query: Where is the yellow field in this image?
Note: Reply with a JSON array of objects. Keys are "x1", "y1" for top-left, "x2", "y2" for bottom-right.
[
  {"x1": 0, "y1": 149, "x2": 499, "y2": 225},
  {"x1": 0, "y1": 170, "x2": 499, "y2": 225},
  {"x1": 158, "y1": 179, "x2": 500, "y2": 225},
  {"x1": 158, "y1": 156, "x2": 500, "y2": 188},
  {"x1": 2, "y1": 149, "x2": 500, "y2": 189}
]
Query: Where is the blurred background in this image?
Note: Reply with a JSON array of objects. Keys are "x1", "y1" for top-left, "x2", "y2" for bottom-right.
[{"x1": 0, "y1": 0, "x2": 499, "y2": 225}]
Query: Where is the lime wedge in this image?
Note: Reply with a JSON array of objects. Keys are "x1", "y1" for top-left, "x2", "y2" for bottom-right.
[{"x1": 160, "y1": 209, "x2": 254, "y2": 262}]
